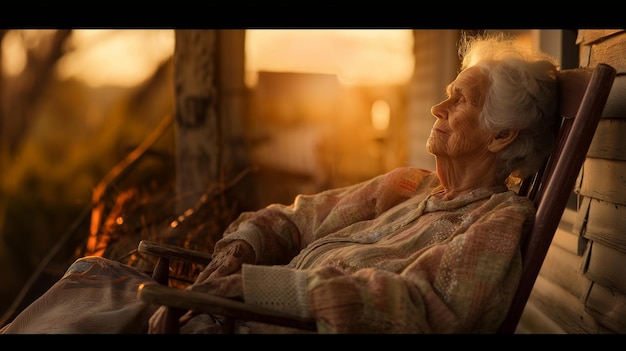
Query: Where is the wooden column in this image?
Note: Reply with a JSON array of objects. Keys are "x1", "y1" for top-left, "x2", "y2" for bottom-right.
[{"x1": 174, "y1": 30, "x2": 220, "y2": 213}]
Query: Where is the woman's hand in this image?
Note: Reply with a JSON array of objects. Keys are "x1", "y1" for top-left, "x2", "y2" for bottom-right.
[
  {"x1": 148, "y1": 273, "x2": 244, "y2": 334},
  {"x1": 148, "y1": 240, "x2": 252, "y2": 334},
  {"x1": 182, "y1": 272, "x2": 245, "y2": 324},
  {"x1": 188, "y1": 272, "x2": 243, "y2": 297},
  {"x1": 195, "y1": 240, "x2": 255, "y2": 284},
  {"x1": 148, "y1": 305, "x2": 187, "y2": 334}
]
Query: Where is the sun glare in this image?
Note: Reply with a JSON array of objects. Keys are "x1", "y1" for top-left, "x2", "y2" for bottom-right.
[
  {"x1": 3, "y1": 29, "x2": 414, "y2": 89},
  {"x1": 245, "y1": 29, "x2": 414, "y2": 87},
  {"x1": 371, "y1": 99, "x2": 391, "y2": 131},
  {"x1": 1, "y1": 30, "x2": 57, "y2": 76},
  {"x1": 56, "y1": 30, "x2": 175, "y2": 88}
]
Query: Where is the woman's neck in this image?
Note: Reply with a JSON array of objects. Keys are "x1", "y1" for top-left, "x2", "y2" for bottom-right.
[{"x1": 434, "y1": 157, "x2": 502, "y2": 200}]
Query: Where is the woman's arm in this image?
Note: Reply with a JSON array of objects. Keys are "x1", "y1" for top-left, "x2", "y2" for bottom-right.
[
  {"x1": 240, "y1": 192, "x2": 533, "y2": 333},
  {"x1": 214, "y1": 167, "x2": 434, "y2": 266}
]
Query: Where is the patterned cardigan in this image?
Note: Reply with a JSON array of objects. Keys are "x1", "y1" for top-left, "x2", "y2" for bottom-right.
[{"x1": 215, "y1": 166, "x2": 535, "y2": 333}]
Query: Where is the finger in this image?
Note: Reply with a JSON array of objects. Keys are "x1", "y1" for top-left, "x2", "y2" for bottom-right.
[
  {"x1": 179, "y1": 310, "x2": 198, "y2": 324},
  {"x1": 196, "y1": 262, "x2": 220, "y2": 282},
  {"x1": 204, "y1": 241, "x2": 254, "y2": 279},
  {"x1": 149, "y1": 306, "x2": 188, "y2": 334},
  {"x1": 190, "y1": 274, "x2": 243, "y2": 298},
  {"x1": 148, "y1": 307, "x2": 166, "y2": 334}
]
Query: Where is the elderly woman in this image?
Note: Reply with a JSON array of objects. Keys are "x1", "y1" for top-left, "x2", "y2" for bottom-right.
[{"x1": 1, "y1": 33, "x2": 559, "y2": 334}]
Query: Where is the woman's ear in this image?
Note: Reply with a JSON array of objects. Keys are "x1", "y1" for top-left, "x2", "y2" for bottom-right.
[{"x1": 488, "y1": 129, "x2": 519, "y2": 153}]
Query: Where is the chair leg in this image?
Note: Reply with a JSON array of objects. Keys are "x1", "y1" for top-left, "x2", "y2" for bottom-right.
[
  {"x1": 152, "y1": 257, "x2": 170, "y2": 285},
  {"x1": 160, "y1": 307, "x2": 185, "y2": 334}
]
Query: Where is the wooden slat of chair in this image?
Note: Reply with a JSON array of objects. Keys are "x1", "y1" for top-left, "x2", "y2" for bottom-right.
[
  {"x1": 138, "y1": 283, "x2": 318, "y2": 332},
  {"x1": 139, "y1": 240, "x2": 212, "y2": 285},
  {"x1": 497, "y1": 63, "x2": 616, "y2": 333}
]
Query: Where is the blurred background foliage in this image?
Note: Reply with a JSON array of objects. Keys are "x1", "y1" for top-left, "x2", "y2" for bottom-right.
[{"x1": 0, "y1": 29, "x2": 177, "y2": 320}]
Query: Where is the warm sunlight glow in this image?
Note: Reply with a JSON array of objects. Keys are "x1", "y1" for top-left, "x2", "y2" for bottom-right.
[
  {"x1": 1, "y1": 30, "x2": 55, "y2": 76},
  {"x1": 245, "y1": 30, "x2": 414, "y2": 87},
  {"x1": 4, "y1": 29, "x2": 413, "y2": 89},
  {"x1": 371, "y1": 99, "x2": 391, "y2": 131},
  {"x1": 56, "y1": 30, "x2": 175, "y2": 88}
]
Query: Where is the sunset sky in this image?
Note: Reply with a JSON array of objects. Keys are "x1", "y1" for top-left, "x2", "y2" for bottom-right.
[
  {"x1": 245, "y1": 29, "x2": 414, "y2": 86},
  {"x1": 2, "y1": 29, "x2": 415, "y2": 88}
]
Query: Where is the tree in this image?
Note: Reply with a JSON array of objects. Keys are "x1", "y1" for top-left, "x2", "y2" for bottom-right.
[{"x1": 1, "y1": 30, "x2": 73, "y2": 158}]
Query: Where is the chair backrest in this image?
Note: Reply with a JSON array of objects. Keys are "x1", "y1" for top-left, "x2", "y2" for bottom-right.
[{"x1": 497, "y1": 63, "x2": 616, "y2": 333}]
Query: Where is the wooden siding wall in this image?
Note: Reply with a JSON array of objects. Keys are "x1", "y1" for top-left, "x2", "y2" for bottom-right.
[{"x1": 518, "y1": 29, "x2": 626, "y2": 334}]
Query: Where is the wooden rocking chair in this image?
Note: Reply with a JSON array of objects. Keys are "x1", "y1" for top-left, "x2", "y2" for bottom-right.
[{"x1": 137, "y1": 63, "x2": 616, "y2": 334}]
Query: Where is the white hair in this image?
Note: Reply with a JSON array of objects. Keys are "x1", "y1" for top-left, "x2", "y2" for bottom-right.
[{"x1": 459, "y1": 33, "x2": 559, "y2": 180}]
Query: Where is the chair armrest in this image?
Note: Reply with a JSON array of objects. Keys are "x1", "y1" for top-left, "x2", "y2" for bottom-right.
[
  {"x1": 138, "y1": 240, "x2": 213, "y2": 285},
  {"x1": 137, "y1": 283, "x2": 317, "y2": 332},
  {"x1": 138, "y1": 240, "x2": 213, "y2": 265}
]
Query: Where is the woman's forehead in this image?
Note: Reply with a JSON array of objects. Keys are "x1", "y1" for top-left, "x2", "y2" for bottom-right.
[
  {"x1": 454, "y1": 66, "x2": 488, "y2": 89},
  {"x1": 451, "y1": 66, "x2": 489, "y2": 104}
]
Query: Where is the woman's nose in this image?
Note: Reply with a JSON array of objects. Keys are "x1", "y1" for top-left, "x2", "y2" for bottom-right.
[{"x1": 431, "y1": 101, "x2": 446, "y2": 120}]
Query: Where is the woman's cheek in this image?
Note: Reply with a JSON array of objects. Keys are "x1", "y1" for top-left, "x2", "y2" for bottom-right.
[{"x1": 446, "y1": 134, "x2": 473, "y2": 156}]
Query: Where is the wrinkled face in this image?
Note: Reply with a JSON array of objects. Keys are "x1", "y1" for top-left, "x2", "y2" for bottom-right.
[{"x1": 426, "y1": 66, "x2": 493, "y2": 159}]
